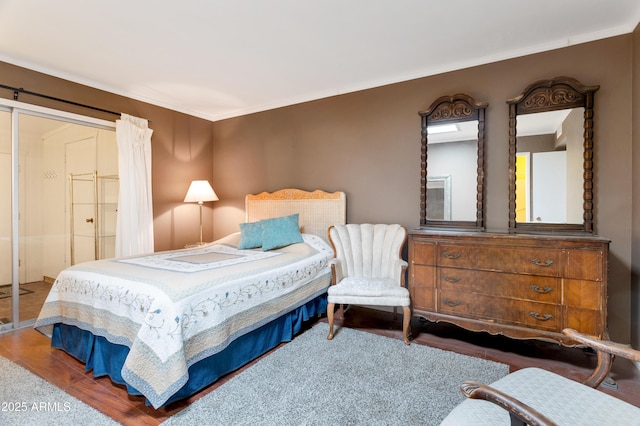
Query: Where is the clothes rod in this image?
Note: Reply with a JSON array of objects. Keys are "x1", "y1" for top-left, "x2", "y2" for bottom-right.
[{"x1": 0, "y1": 83, "x2": 121, "y2": 117}]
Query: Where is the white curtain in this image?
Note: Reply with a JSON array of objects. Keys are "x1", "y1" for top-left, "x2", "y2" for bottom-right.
[{"x1": 115, "y1": 114, "x2": 154, "y2": 256}]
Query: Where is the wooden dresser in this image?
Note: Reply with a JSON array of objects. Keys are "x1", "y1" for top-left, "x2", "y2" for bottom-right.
[{"x1": 408, "y1": 230, "x2": 609, "y2": 345}]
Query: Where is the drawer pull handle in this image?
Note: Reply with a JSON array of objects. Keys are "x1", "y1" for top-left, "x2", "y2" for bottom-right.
[
  {"x1": 442, "y1": 252, "x2": 461, "y2": 259},
  {"x1": 443, "y1": 275, "x2": 461, "y2": 283},
  {"x1": 443, "y1": 298, "x2": 461, "y2": 307},
  {"x1": 531, "y1": 259, "x2": 554, "y2": 267},
  {"x1": 530, "y1": 285, "x2": 553, "y2": 294},
  {"x1": 529, "y1": 311, "x2": 553, "y2": 321}
]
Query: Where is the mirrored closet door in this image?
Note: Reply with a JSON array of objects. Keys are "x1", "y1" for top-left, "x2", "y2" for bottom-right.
[
  {"x1": 0, "y1": 110, "x2": 11, "y2": 327},
  {"x1": 0, "y1": 102, "x2": 116, "y2": 331}
]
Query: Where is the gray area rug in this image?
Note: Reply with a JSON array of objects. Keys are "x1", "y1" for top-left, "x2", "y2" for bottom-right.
[
  {"x1": 0, "y1": 356, "x2": 118, "y2": 426},
  {"x1": 162, "y1": 323, "x2": 509, "y2": 425}
]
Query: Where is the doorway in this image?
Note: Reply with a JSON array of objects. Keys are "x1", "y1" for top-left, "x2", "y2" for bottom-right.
[{"x1": 0, "y1": 102, "x2": 116, "y2": 331}]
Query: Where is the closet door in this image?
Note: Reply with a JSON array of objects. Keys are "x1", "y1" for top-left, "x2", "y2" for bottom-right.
[
  {"x1": 0, "y1": 101, "x2": 116, "y2": 329},
  {"x1": 17, "y1": 114, "x2": 63, "y2": 324},
  {"x1": 13, "y1": 113, "x2": 117, "y2": 325},
  {"x1": 0, "y1": 111, "x2": 11, "y2": 328}
]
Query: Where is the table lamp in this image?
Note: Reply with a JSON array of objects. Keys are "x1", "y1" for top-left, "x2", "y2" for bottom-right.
[{"x1": 184, "y1": 180, "x2": 218, "y2": 245}]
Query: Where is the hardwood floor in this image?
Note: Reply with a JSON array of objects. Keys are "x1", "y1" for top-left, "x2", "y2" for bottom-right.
[
  {"x1": 0, "y1": 281, "x2": 52, "y2": 324},
  {"x1": 0, "y1": 306, "x2": 639, "y2": 425}
]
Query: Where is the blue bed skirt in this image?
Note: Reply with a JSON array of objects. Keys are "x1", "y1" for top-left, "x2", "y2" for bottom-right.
[{"x1": 51, "y1": 294, "x2": 327, "y2": 407}]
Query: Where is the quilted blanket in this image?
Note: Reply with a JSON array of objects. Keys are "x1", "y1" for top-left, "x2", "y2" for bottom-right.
[{"x1": 34, "y1": 233, "x2": 333, "y2": 407}]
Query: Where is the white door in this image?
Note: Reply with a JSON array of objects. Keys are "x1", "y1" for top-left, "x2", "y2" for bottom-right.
[
  {"x1": 66, "y1": 137, "x2": 98, "y2": 265},
  {"x1": 532, "y1": 151, "x2": 567, "y2": 223}
]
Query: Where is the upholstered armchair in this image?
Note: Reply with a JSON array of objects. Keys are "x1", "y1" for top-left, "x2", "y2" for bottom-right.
[
  {"x1": 440, "y1": 328, "x2": 640, "y2": 425},
  {"x1": 326, "y1": 223, "x2": 411, "y2": 345}
]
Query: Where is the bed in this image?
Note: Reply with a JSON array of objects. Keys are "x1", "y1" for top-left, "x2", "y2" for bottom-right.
[{"x1": 34, "y1": 188, "x2": 346, "y2": 408}]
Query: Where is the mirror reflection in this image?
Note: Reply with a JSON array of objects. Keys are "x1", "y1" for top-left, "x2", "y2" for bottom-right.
[
  {"x1": 507, "y1": 76, "x2": 599, "y2": 234},
  {"x1": 427, "y1": 120, "x2": 479, "y2": 221},
  {"x1": 419, "y1": 93, "x2": 487, "y2": 230},
  {"x1": 515, "y1": 108, "x2": 584, "y2": 224}
]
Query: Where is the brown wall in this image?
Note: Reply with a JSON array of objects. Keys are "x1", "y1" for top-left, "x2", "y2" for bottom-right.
[
  {"x1": 213, "y1": 35, "x2": 636, "y2": 343},
  {"x1": 632, "y1": 22, "x2": 640, "y2": 347},
  {"x1": 2, "y1": 33, "x2": 637, "y2": 344},
  {"x1": 0, "y1": 62, "x2": 214, "y2": 252}
]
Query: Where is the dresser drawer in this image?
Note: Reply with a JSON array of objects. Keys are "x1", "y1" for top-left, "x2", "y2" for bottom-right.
[
  {"x1": 565, "y1": 249, "x2": 604, "y2": 281},
  {"x1": 409, "y1": 286, "x2": 435, "y2": 311},
  {"x1": 410, "y1": 264, "x2": 435, "y2": 288},
  {"x1": 439, "y1": 291, "x2": 561, "y2": 332},
  {"x1": 438, "y1": 267, "x2": 559, "y2": 303},
  {"x1": 408, "y1": 264, "x2": 436, "y2": 311},
  {"x1": 437, "y1": 244, "x2": 560, "y2": 277},
  {"x1": 564, "y1": 279, "x2": 602, "y2": 309},
  {"x1": 566, "y1": 307, "x2": 602, "y2": 335},
  {"x1": 410, "y1": 241, "x2": 436, "y2": 266}
]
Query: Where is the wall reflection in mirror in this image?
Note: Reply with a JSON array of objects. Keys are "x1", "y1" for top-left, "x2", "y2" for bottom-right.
[
  {"x1": 419, "y1": 94, "x2": 487, "y2": 230},
  {"x1": 427, "y1": 120, "x2": 478, "y2": 221}
]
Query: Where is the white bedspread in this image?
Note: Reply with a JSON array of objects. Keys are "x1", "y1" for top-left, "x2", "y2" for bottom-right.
[{"x1": 34, "y1": 233, "x2": 333, "y2": 408}]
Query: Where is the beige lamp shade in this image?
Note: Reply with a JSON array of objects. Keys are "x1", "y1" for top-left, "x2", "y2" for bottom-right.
[
  {"x1": 184, "y1": 180, "x2": 218, "y2": 203},
  {"x1": 184, "y1": 180, "x2": 218, "y2": 245}
]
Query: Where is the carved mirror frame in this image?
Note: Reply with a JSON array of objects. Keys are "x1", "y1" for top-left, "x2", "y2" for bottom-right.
[
  {"x1": 419, "y1": 93, "x2": 488, "y2": 230},
  {"x1": 507, "y1": 76, "x2": 599, "y2": 234}
]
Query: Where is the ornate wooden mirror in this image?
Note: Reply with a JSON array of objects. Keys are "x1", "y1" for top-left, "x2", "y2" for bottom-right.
[
  {"x1": 419, "y1": 93, "x2": 488, "y2": 230},
  {"x1": 507, "y1": 76, "x2": 599, "y2": 234}
]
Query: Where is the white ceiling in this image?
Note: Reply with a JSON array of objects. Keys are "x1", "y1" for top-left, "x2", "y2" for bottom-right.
[{"x1": 1, "y1": 1, "x2": 639, "y2": 122}]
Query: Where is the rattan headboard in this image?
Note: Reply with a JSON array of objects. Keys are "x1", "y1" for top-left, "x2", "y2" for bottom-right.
[{"x1": 245, "y1": 189, "x2": 346, "y2": 242}]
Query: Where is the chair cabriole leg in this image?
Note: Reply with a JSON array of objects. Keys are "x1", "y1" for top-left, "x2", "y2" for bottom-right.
[
  {"x1": 327, "y1": 302, "x2": 335, "y2": 340},
  {"x1": 402, "y1": 305, "x2": 411, "y2": 345}
]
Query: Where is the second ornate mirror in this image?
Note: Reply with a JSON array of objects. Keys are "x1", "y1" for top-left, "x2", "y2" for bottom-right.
[
  {"x1": 507, "y1": 76, "x2": 599, "y2": 234},
  {"x1": 419, "y1": 93, "x2": 488, "y2": 230}
]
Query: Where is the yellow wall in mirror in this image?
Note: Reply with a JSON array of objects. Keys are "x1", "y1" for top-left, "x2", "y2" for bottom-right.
[{"x1": 516, "y1": 154, "x2": 528, "y2": 222}]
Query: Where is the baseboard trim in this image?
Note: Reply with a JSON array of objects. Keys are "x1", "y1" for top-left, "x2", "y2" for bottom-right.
[{"x1": 43, "y1": 276, "x2": 56, "y2": 284}]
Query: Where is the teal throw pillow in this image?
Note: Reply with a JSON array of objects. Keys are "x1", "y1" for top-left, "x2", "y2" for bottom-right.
[
  {"x1": 238, "y1": 220, "x2": 264, "y2": 249},
  {"x1": 261, "y1": 213, "x2": 303, "y2": 251}
]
